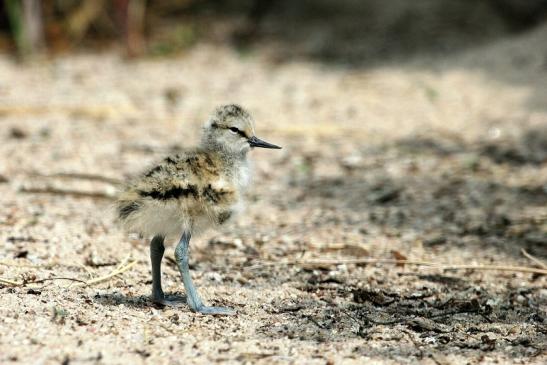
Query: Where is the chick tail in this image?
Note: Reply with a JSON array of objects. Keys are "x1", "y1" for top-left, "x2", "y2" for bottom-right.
[{"x1": 117, "y1": 200, "x2": 141, "y2": 222}]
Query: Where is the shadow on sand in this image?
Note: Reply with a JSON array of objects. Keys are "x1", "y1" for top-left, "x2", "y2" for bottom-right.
[
  {"x1": 298, "y1": 125, "x2": 546, "y2": 259},
  {"x1": 93, "y1": 292, "x2": 188, "y2": 309},
  {"x1": 258, "y1": 268, "x2": 545, "y2": 360}
]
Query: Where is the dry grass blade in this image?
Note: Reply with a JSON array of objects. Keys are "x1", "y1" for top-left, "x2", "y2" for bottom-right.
[
  {"x1": 29, "y1": 171, "x2": 122, "y2": 185},
  {"x1": 1, "y1": 257, "x2": 137, "y2": 288},
  {"x1": 77, "y1": 263, "x2": 95, "y2": 280},
  {"x1": 251, "y1": 258, "x2": 547, "y2": 275},
  {"x1": 307, "y1": 258, "x2": 547, "y2": 275},
  {"x1": 19, "y1": 185, "x2": 115, "y2": 200},
  {"x1": 0, "y1": 277, "x2": 86, "y2": 287},
  {"x1": 437, "y1": 264, "x2": 547, "y2": 275},
  {"x1": 114, "y1": 255, "x2": 131, "y2": 271},
  {"x1": 0, "y1": 277, "x2": 21, "y2": 286},
  {"x1": 77, "y1": 259, "x2": 138, "y2": 287},
  {"x1": 0, "y1": 260, "x2": 49, "y2": 268},
  {"x1": 521, "y1": 249, "x2": 547, "y2": 269}
]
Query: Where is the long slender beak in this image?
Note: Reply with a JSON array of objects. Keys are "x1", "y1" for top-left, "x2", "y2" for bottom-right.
[{"x1": 248, "y1": 136, "x2": 282, "y2": 149}]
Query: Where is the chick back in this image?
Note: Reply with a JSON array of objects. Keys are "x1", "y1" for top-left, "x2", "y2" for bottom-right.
[{"x1": 116, "y1": 150, "x2": 239, "y2": 238}]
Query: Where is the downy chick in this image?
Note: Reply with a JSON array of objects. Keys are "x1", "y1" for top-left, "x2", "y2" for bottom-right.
[{"x1": 116, "y1": 104, "x2": 281, "y2": 315}]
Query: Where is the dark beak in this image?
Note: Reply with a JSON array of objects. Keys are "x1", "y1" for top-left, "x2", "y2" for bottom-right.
[{"x1": 248, "y1": 136, "x2": 282, "y2": 149}]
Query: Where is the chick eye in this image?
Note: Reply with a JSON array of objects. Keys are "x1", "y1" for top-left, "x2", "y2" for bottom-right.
[{"x1": 229, "y1": 127, "x2": 239, "y2": 134}]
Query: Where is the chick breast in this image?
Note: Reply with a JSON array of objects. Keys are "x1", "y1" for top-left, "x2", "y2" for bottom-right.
[{"x1": 116, "y1": 150, "x2": 240, "y2": 238}]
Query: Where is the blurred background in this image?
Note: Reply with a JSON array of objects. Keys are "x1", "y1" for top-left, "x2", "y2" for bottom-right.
[
  {"x1": 1, "y1": 0, "x2": 547, "y2": 59},
  {"x1": 1, "y1": 1, "x2": 547, "y2": 363},
  {"x1": 1, "y1": 0, "x2": 545, "y2": 254}
]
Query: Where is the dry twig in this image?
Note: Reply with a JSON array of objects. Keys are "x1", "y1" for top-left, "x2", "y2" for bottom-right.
[{"x1": 1, "y1": 257, "x2": 138, "y2": 288}]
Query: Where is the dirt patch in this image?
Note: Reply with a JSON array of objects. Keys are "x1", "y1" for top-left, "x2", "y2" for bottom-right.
[{"x1": 0, "y1": 23, "x2": 546, "y2": 365}]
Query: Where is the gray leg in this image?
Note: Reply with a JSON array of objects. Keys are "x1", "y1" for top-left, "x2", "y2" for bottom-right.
[
  {"x1": 174, "y1": 232, "x2": 235, "y2": 315},
  {"x1": 150, "y1": 235, "x2": 185, "y2": 306}
]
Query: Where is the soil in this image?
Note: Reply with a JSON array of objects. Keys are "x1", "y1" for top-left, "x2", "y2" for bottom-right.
[{"x1": 0, "y1": 24, "x2": 546, "y2": 365}]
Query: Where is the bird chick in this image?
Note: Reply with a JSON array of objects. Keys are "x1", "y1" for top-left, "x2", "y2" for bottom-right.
[{"x1": 116, "y1": 104, "x2": 281, "y2": 315}]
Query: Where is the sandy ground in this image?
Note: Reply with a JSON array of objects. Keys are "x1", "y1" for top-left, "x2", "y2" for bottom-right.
[{"x1": 0, "y1": 23, "x2": 546, "y2": 365}]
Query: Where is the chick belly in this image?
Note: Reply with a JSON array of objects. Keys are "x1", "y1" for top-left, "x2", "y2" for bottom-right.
[
  {"x1": 123, "y1": 200, "x2": 190, "y2": 238},
  {"x1": 125, "y1": 199, "x2": 237, "y2": 238},
  {"x1": 190, "y1": 203, "x2": 238, "y2": 233}
]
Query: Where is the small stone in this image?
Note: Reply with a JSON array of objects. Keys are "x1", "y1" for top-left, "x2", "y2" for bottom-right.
[{"x1": 9, "y1": 127, "x2": 27, "y2": 139}]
